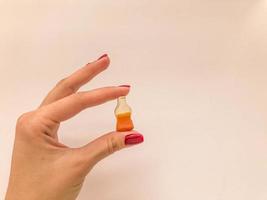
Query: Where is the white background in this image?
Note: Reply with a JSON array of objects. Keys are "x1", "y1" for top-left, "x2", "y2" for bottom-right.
[{"x1": 1, "y1": 0, "x2": 267, "y2": 199}]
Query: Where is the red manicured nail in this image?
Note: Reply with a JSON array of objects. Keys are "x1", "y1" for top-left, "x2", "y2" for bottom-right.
[
  {"x1": 97, "y1": 54, "x2": 108, "y2": 60},
  {"x1": 118, "y1": 85, "x2": 131, "y2": 88},
  {"x1": 125, "y1": 133, "x2": 144, "y2": 145}
]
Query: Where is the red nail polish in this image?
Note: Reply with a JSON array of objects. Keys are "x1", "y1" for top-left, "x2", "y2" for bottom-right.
[
  {"x1": 118, "y1": 85, "x2": 131, "y2": 88},
  {"x1": 97, "y1": 54, "x2": 108, "y2": 60},
  {"x1": 125, "y1": 133, "x2": 144, "y2": 145}
]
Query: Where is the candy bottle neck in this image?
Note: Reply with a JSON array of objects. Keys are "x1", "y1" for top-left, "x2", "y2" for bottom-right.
[
  {"x1": 117, "y1": 96, "x2": 127, "y2": 105},
  {"x1": 115, "y1": 96, "x2": 132, "y2": 115}
]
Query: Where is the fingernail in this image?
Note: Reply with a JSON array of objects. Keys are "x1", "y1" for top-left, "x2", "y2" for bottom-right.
[
  {"x1": 118, "y1": 85, "x2": 131, "y2": 88},
  {"x1": 125, "y1": 133, "x2": 144, "y2": 145},
  {"x1": 97, "y1": 54, "x2": 108, "y2": 60}
]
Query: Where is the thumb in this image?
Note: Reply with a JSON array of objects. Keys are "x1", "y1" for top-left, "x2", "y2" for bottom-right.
[{"x1": 81, "y1": 131, "x2": 144, "y2": 166}]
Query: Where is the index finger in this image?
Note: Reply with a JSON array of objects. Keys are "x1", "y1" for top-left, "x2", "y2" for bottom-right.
[{"x1": 38, "y1": 86, "x2": 130, "y2": 123}]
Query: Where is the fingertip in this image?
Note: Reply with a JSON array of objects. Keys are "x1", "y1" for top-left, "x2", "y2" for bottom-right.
[
  {"x1": 118, "y1": 84, "x2": 131, "y2": 88},
  {"x1": 116, "y1": 85, "x2": 131, "y2": 95},
  {"x1": 85, "y1": 55, "x2": 110, "y2": 73},
  {"x1": 97, "y1": 54, "x2": 110, "y2": 67},
  {"x1": 86, "y1": 54, "x2": 110, "y2": 71},
  {"x1": 124, "y1": 131, "x2": 144, "y2": 145},
  {"x1": 120, "y1": 88, "x2": 130, "y2": 97},
  {"x1": 103, "y1": 55, "x2": 110, "y2": 67},
  {"x1": 97, "y1": 54, "x2": 108, "y2": 60},
  {"x1": 105, "y1": 86, "x2": 130, "y2": 100}
]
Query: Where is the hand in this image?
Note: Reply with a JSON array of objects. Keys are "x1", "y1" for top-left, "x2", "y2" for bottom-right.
[{"x1": 5, "y1": 54, "x2": 144, "y2": 200}]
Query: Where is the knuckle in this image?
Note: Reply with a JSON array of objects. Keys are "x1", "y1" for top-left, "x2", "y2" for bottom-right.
[
  {"x1": 56, "y1": 78, "x2": 67, "y2": 86},
  {"x1": 106, "y1": 135, "x2": 121, "y2": 155},
  {"x1": 16, "y1": 111, "x2": 42, "y2": 135},
  {"x1": 16, "y1": 112, "x2": 31, "y2": 127},
  {"x1": 57, "y1": 77, "x2": 76, "y2": 93},
  {"x1": 75, "y1": 92, "x2": 87, "y2": 108}
]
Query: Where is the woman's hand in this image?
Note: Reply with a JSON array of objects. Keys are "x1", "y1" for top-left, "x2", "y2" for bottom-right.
[{"x1": 5, "y1": 54, "x2": 144, "y2": 200}]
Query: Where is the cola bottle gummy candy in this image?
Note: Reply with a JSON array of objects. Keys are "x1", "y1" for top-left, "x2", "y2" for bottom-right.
[{"x1": 114, "y1": 96, "x2": 134, "y2": 131}]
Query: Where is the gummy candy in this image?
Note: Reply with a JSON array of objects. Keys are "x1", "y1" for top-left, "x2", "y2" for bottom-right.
[{"x1": 114, "y1": 96, "x2": 134, "y2": 131}]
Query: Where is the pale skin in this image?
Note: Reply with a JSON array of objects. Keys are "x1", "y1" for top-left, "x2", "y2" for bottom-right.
[{"x1": 5, "y1": 55, "x2": 144, "y2": 200}]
